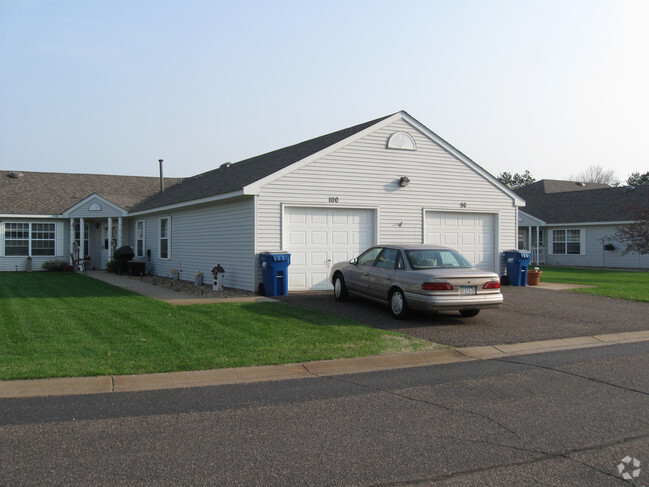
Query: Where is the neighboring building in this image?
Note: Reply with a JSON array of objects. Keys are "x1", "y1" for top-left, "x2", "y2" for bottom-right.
[
  {"x1": 1, "y1": 111, "x2": 523, "y2": 290},
  {"x1": 516, "y1": 180, "x2": 649, "y2": 269}
]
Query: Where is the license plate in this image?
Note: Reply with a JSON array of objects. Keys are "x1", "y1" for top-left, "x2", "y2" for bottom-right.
[{"x1": 460, "y1": 286, "x2": 476, "y2": 295}]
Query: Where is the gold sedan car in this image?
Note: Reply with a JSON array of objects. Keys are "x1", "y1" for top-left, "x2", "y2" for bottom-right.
[{"x1": 330, "y1": 245, "x2": 503, "y2": 319}]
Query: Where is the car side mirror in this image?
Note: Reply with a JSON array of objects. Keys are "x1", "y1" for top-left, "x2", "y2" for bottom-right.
[{"x1": 350, "y1": 258, "x2": 358, "y2": 265}]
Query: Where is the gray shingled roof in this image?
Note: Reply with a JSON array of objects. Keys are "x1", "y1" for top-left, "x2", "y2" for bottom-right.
[
  {"x1": 0, "y1": 171, "x2": 183, "y2": 215},
  {"x1": 516, "y1": 180, "x2": 649, "y2": 224},
  {"x1": 131, "y1": 114, "x2": 394, "y2": 212}
]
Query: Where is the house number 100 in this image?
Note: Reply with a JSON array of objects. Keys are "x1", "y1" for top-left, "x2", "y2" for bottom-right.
[{"x1": 328, "y1": 197, "x2": 339, "y2": 203}]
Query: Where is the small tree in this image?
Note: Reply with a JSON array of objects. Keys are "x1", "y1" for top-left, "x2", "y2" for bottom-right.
[
  {"x1": 610, "y1": 207, "x2": 649, "y2": 256},
  {"x1": 571, "y1": 164, "x2": 618, "y2": 185},
  {"x1": 627, "y1": 171, "x2": 649, "y2": 186},
  {"x1": 497, "y1": 170, "x2": 535, "y2": 190}
]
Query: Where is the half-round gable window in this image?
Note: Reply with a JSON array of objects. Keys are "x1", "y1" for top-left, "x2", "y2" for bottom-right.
[
  {"x1": 89, "y1": 203, "x2": 102, "y2": 211},
  {"x1": 387, "y1": 132, "x2": 416, "y2": 151}
]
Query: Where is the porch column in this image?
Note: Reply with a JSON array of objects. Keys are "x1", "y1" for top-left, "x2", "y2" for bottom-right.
[
  {"x1": 117, "y1": 217, "x2": 123, "y2": 249},
  {"x1": 79, "y1": 218, "x2": 85, "y2": 259},
  {"x1": 69, "y1": 218, "x2": 75, "y2": 263},
  {"x1": 107, "y1": 218, "x2": 113, "y2": 258},
  {"x1": 536, "y1": 226, "x2": 541, "y2": 263}
]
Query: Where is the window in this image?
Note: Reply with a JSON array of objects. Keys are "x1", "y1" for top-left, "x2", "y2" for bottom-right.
[
  {"x1": 375, "y1": 248, "x2": 399, "y2": 269},
  {"x1": 552, "y1": 229, "x2": 582, "y2": 255},
  {"x1": 357, "y1": 247, "x2": 382, "y2": 266},
  {"x1": 136, "y1": 221, "x2": 145, "y2": 257},
  {"x1": 4, "y1": 223, "x2": 29, "y2": 255},
  {"x1": 75, "y1": 222, "x2": 89, "y2": 257},
  {"x1": 4, "y1": 222, "x2": 55, "y2": 256},
  {"x1": 159, "y1": 217, "x2": 170, "y2": 259},
  {"x1": 31, "y1": 223, "x2": 55, "y2": 256}
]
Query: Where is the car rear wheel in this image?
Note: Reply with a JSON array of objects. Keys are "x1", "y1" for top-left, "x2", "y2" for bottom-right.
[
  {"x1": 389, "y1": 288, "x2": 409, "y2": 319},
  {"x1": 459, "y1": 309, "x2": 480, "y2": 318},
  {"x1": 333, "y1": 274, "x2": 348, "y2": 301}
]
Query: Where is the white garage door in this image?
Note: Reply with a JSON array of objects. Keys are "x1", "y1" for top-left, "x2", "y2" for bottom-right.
[
  {"x1": 425, "y1": 211, "x2": 496, "y2": 272},
  {"x1": 285, "y1": 207, "x2": 375, "y2": 291}
]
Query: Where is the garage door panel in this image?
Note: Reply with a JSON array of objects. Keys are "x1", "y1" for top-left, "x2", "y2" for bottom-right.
[
  {"x1": 290, "y1": 252, "x2": 306, "y2": 266},
  {"x1": 285, "y1": 207, "x2": 375, "y2": 291},
  {"x1": 310, "y1": 252, "x2": 327, "y2": 265},
  {"x1": 289, "y1": 273, "x2": 307, "y2": 289},
  {"x1": 425, "y1": 211, "x2": 495, "y2": 272},
  {"x1": 289, "y1": 231, "x2": 306, "y2": 246},
  {"x1": 310, "y1": 231, "x2": 327, "y2": 245},
  {"x1": 331, "y1": 231, "x2": 349, "y2": 246}
]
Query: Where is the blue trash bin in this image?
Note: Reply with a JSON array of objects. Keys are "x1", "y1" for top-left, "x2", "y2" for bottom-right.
[
  {"x1": 260, "y1": 252, "x2": 291, "y2": 296},
  {"x1": 504, "y1": 250, "x2": 531, "y2": 286}
]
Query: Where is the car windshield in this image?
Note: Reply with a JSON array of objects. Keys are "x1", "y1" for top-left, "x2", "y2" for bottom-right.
[{"x1": 405, "y1": 249, "x2": 473, "y2": 269}]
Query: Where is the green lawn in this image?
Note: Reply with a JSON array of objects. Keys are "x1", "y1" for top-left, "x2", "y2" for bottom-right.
[
  {"x1": 539, "y1": 267, "x2": 649, "y2": 302},
  {"x1": 0, "y1": 273, "x2": 438, "y2": 380}
]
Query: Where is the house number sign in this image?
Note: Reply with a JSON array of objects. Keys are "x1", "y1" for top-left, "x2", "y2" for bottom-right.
[{"x1": 328, "y1": 197, "x2": 339, "y2": 203}]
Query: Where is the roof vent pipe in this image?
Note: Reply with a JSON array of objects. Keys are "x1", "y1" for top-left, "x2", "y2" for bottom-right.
[{"x1": 159, "y1": 159, "x2": 164, "y2": 193}]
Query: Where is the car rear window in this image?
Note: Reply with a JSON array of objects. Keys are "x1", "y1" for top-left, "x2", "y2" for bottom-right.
[{"x1": 406, "y1": 249, "x2": 472, "y2": 269}]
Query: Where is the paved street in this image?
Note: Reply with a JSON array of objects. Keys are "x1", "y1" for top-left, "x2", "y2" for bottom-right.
[
  {"x1": 2, "y1": 341, "x2": 649, "y2": 486},
  {"x1": 277, "y1": 286, "x2": 649, "y2": 347}
]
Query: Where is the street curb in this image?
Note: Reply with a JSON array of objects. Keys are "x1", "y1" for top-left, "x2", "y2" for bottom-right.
[{"x1": 2, "y1": 330, "x2": 649, "y2": 399}]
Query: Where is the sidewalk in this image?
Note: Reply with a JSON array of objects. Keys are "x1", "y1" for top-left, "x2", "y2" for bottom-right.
[{"x1": 86, "y1": 271, "x2": 275, "y2": 305}]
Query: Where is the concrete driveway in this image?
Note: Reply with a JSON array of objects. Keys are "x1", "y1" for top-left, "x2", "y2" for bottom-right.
[{"x1": 276, "y1": 286, "x2": 649, "y2": 347}]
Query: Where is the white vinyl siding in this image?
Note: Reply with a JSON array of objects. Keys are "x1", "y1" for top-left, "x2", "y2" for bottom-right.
[
  {"x1": 543, "y1": 224, "x2": 649, "y2": 269},
  {"x1": 256, "y1": 118, "x2": 517, "y2": 286},
  {"x1": 135, "y1": 198, "x2": 255, "y2": 290}
]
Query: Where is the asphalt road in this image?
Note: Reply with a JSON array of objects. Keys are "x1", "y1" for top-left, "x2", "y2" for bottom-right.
[
  {"x1": 2, "y1": 342, "x2": 649, "y2": 486},
  {"x1": 277, "y1": 286, "x2": 649, "y2": 347}
]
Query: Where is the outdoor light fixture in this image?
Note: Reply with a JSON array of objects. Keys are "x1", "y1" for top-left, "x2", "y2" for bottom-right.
[{"x1": 399, "y1": 176, "x2": 410, "y2": 187}]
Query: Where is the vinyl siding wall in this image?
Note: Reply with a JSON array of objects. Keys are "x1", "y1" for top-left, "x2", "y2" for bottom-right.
[
  {"x1": 256, "y1": 118, "x2": 517, "y2": 274},
  {"x1": 545, "y1": 224, "x2": 649, "y2": 269},
  {"x1": 131, "y1": 197, "x2": 256, "y2": 290}
]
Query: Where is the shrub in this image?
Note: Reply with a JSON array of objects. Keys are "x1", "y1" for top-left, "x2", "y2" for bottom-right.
[{"x1": 42, "y1": 260, "x2": 68, "y2": 272}]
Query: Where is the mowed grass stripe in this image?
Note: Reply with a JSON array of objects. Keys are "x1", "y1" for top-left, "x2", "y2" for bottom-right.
[{"x1": 0, "y1": 273, "x2": 438, "y2": 380}]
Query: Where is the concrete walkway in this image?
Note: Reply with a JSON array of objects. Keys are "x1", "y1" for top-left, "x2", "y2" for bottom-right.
[{"x1": 86, "y1": 271, "x2": 275, "y2": 305}]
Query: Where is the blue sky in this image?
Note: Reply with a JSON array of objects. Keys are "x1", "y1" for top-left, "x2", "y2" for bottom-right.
[{"x1": 1, "y1": 0, "x2": 647, "y2": 182}]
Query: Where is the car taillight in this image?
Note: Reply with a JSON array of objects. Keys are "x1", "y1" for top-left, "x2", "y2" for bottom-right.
[
  {"x1": 422, "y1": 282, "x2": 453, "y2": 291},
  {"x1": 483, "y1": 281, "x2": 501, "y2": 289}
]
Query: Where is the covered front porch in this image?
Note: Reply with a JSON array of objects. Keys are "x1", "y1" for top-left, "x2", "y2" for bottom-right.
[
  {"x1": 69, "y1": 216, "x2": 128, "y2": 270},
  {"x1": 64, "y1": 194, "x2": 130, "y2": 271},
  {"x1": 519, "y1": 210, "x2": 546, "y2": 265}
]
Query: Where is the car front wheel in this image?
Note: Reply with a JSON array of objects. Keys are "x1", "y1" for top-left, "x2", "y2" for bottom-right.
[
  {"x1": 459, "y1": 309, "x2": 480, "y2": 318},
  {"x1": 333, "y1": 274, "x2": 349, "y2": 301},
  {"x1": 389, "y1": 289, "x2": 409, "y2": 319}
]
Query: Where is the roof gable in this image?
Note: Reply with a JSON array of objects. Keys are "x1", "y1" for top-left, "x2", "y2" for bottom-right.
[
  {"x1": 130, "y1": 113, "x2": 395, "y2": 212},
  {"x1": 132, "y1": 111, "x2": 522, "y2": 213}
]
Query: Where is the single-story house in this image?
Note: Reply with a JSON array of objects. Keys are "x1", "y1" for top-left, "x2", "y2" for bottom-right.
[
  {"x1": 1, "y1": 111, "x2": 524, "y2": 291},
  {"x1": 516, "y1": 179, "x2": 649, "y2": 269}
]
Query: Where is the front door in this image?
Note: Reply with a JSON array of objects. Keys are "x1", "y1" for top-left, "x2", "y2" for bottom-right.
[{"x1": 100, "y1": 223, "x2": 118, "y2": 269}]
